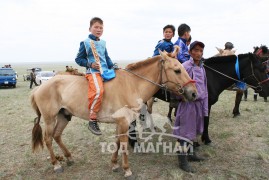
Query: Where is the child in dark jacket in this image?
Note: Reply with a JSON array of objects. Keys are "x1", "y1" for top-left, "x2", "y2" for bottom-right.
[{"x1": 152, "y1": 24, "x2": 175, "y2": 56}]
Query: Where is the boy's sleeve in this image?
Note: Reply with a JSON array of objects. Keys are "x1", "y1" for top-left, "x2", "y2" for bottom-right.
[
  {"x1": 105, "y1": 48, "x2": 114, "y2": 69},
  {"x1": 153, "y1": 41, "x2": 165, "y2": 56},
  {"x1": 177, "y1": 42, "x2": 188, "y2": 63},
  {"x1": 75, "y1": 42, "x2": 89, "y2": 68}
]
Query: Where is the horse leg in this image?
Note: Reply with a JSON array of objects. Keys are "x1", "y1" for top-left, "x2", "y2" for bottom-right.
[
  {"x1": 117, "y1": 117, "x2": 132, "y2": 178},
  {"x1": 53, "y1": 112, "x2": 74, "y2": 166},
  {"x1": 147, "y1": 97, "x2": 154, "y2": 114},
  {"x1": 201, "y1": 106, "x2": 212, "y2": 145},
  {"x1": 233, "y1": 90, "x2": 243, "y2": 117},
  {"x1": 167, "y1": 106, "x2": 173, "y2": 123},
  {"x1": 111, "y1": 137, "x2": 120, "y2": 172},
  {"x1": 44, "y1": 118, "x2": 63, "y2": 173},
  {"x1": 254, "y1": 93, "x2": 258, "y2": 101},
  {"x1": 244, "y1": 89, "x2": 248, "y2": 100},
  {"x1": 128, "y1": 120, "x2": 138, "y2": 148},
  {"x1": 174, "y1": 107, "x2": 177, "y2": 117}
]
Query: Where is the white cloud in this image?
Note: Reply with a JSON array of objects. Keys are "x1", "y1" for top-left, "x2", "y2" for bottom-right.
[{"x1": 0, "y1": 0, "x2": 268, "y2": 64}]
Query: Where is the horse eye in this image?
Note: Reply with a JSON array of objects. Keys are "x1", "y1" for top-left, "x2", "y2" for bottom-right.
[{"x1": 174, "y1": 69, "x2": 181, "y2": 74}]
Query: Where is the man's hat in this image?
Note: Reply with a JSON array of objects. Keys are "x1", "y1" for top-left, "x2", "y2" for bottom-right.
[{"x1": 189, "y1": 41, "x2": 205, "y2": 50}]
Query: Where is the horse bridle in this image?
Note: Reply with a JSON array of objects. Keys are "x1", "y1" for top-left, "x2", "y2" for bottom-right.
[
  {"x1": 123, "y1": 59, "x2": 195, "y2": 95},
  {"x1": 241, "y1": 59, "x2": 269, "y2": 91},
  {"x1": 159, "y1": 59, "x2": 195, "y2": 94}
]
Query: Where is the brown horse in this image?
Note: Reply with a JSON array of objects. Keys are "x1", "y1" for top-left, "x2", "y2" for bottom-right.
[
  {"x1": 31, "y1": 50, "x2": 197, "y2": 178},
  {"x1": 214, "y1": 47, "x2": 236, "y2": 57},
  {"x1": 56, "y1": 68, "x2": 85, "y2": 76}
]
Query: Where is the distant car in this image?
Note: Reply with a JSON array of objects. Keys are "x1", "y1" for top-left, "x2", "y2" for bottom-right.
[
  {"x1": 0, "y1": 68, "x2": 17, "y2": 88},
  {"x1": 36, "y1": 71, "x2": 55, "y2": 84}
]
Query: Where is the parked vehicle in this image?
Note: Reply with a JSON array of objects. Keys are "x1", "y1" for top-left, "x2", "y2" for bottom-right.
[
  {"x1": 23, "y1": 67, "x2": 42, "y2": 81},
  {"x1": 0, "y1": 68, "x2": 17, "y2": 88},
  {"x1": 36, "y1": 71, "x2": 55, "y2": 84}
]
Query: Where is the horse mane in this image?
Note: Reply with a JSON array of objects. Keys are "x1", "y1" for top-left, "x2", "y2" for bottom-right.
[
  {"x1": 204, "y1": 55, "x2": 236, "y2": 64},
  {"x1": 125, "y1": 56, "x2": 161, "y2": 70},
  {"x1": 204, "y1": 53, "x2": 251, "y2": 65}
]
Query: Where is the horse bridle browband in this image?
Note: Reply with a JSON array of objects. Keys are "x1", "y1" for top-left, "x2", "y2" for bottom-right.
[{"x1": 123, "y1": 59, "x2": 195, "y2": 95}]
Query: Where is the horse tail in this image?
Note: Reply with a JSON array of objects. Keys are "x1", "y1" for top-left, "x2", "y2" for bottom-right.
[{"x1": 30, "y1": 89, "x2": 43, "y2": 153}]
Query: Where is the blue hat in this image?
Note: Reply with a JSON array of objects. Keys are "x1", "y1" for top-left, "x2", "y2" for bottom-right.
[{"x1": 189, "y1": 41, "x2": 205, "y2": 50}]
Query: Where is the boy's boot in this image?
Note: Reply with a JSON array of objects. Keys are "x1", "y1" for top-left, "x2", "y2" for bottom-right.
[
  {"x1": 88, "y1": 113, "x2": 102, "y2": 135},
  {"x1": 193, "y1": 141, "x2": 200, "y2": 150},
  {"x1": 188, "y1": 150, "x2": 205, "y2": 162},
  {"x1": 177, "y1": 140, "x2": 195, "y2": 173}
]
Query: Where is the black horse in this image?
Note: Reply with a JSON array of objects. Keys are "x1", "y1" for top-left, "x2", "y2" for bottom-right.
[
  {"x1": 232, "y1": 45, "x2": 269, "y2": 117},
  {"x1": 129, "y1": 53, "x2": 269, "y2": 147}
]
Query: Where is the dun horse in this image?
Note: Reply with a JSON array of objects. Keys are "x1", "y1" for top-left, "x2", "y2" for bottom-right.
[{"x1": 31, "y1": 50, "x2": 197, "y2": 178}]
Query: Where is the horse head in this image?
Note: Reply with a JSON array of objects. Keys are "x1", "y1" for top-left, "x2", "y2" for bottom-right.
[
  {"x1": 253, "y1": 45, "x2": 268, "y2": 57},
  {"x1": 159, "y1": 50, "x2": 197, "y2": 101},
  {"x1": 240, "y1": 53, "x2": 269, "y2": 97}
]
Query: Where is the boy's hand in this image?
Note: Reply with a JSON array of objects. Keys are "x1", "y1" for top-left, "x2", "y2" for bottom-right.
[{"x1": 91, "y1": 62, "x2": 100, "y2": 70}]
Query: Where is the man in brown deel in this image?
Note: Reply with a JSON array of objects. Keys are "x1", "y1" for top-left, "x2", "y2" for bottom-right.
[{"x1": 30, "y1": 68, "x2": 39, "y2": 89}]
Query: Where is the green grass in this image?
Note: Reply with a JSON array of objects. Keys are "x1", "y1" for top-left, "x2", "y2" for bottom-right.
[{"x1": 0, "y1": 63, "x2": 269, "y2": 179}]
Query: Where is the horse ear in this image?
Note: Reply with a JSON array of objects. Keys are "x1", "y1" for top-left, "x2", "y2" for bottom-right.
[
  {"x1": 216, "y1": 47, "x2": 224, "y2": 54},
  {"x1": 170, "y1": 45, "x2": 180, "y2": 58},
  {"x1": 159, "y1": 49, "x2": 168, "y2": 60}
]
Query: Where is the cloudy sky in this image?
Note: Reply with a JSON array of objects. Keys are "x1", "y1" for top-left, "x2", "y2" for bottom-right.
[{"x1": 0, "y1": 0, "x2": 268, "y2": 64}]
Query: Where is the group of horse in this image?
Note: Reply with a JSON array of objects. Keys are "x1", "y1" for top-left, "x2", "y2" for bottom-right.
[
  {"x1": 30, "y1": 46, "x2": 269, "y2": 178},
  {"x1": 131, "y1": 45, "x2": 269, "y2": 147}
]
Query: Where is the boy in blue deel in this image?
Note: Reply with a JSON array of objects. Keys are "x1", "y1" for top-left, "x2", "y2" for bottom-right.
[
  {"x1": 174, "y1": 23, "x2": 191, "y2": 63},
  {"x1": 152, "y1": 25, "x2": 175, "y2": 56},
  {"x1": 75, "y1": 17, "x2": 114, "y2": 136}
]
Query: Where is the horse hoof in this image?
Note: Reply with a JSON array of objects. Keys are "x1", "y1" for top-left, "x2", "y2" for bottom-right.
[
  {"x1": 54, "y1": 167, "x2": 64, "y2": 173},
  {"x1": 201, "y1": 135, "x2": 212, "y2": 145},
  {"x1": 67, "y1": 160, "x2": 74, "y2": 166},
  {"x1": 233, "y1": 113, "x2": 240, "y2": 118},
  {"x1": 112, "y1": 164, "x2": 120, "y2": 172},
  {"x1": 204, "y1": 140, "x2": 212, "y2": 145},
  {"x1": 125, "y1": 174, "x2": 136, "y2": 180},
  {"x1": 124, "y1": 169, "x2": 133, "y2": 179},
  {"x1": 112, "y1": 168, "x2": 119, "y2": 172}
]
